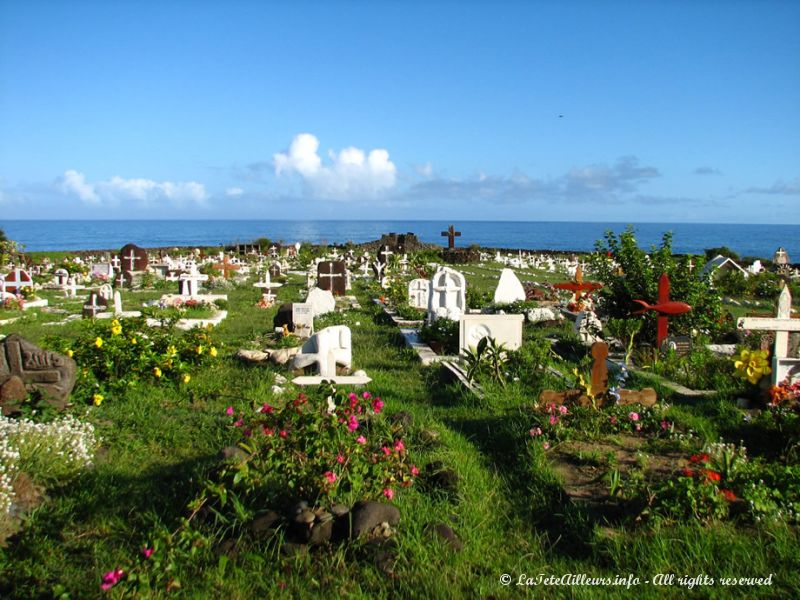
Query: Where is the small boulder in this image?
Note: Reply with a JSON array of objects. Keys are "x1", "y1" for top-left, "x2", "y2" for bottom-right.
[
  {"x1": 350, "y1": 501, "x2": 400, "y2": 538},
  {"x1": 269, "y1": 347, "x2": 300, "y2": 365},
  {"x1": 236, "y1": 349, "x2": 270, "y2": 364},
  {"x1": 250, "y1": 510, "x2": 281, "y2": 537},
  {"x1": 428, "y1": 522, "x2": 463, "y2": 551}
]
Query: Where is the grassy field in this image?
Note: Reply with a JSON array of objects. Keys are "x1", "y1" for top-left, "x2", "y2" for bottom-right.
[{"x1": 0, "y1": 269, "x2": 797, "y2": 599}]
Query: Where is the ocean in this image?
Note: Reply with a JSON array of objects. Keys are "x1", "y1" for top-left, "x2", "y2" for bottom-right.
[{"x1": 2, "y1": 220, "x2": 798, "y2": 261}]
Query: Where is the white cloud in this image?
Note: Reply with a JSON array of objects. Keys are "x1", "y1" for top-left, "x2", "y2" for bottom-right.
[
  {"x1": 226, "y1": 187, "x2": 244, "y2": 197},
  {"x1": 59, "y1": 171, "x2": 207, "y2": 205},
  {"x1": 273, "y1": 133, "x2": 397, "y2": 200}
]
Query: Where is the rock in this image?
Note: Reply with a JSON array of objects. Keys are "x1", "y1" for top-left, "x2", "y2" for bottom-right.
[
  {"x1": 250, "y1": 510, "x2": 281, "y2": 537},
  {"x1": 220, "y1": 446, "x2": 249, "y2": 463},
  {"x1": 419, "y1": 429, "x2": 441, "y2": 445},
  {"x1": 525, "y1": 307, "x2": 563, "y2": 324},
  {"x1": 0, "y1": 375, "x2": 27, "y2": 404},
  {"x1": 235, "y1": 349, "x2": 270, "y2": 364},
  {"x1": 269, "y1": 347, "x2": 300, "y2": 365},
  {"x1": 330, "y1": 504, "x2": 350, "y2": 518},
  {"x1": 573, "y1": 311, "x2": 603, "y2": 346},
  {"x1": 274, "y1": 374, "x2": 288, "y2": 385},
  {"x1": 0, "y1": 334, "x2": 76, "y2": 409},
  {"x1": 617, "y1": 388, "x2": 657, "y2": 408},
  {"x1": 280, "y1": 542, "x2": 308, "y2": 557},
  {"x1": 306, "y1": 287, "x2": 336, "y2": 317},
  {"x1": 493, "y1": 268, "x2": 526, "y2": 304},
  {"x1": 388, "y1": 411, "x2": 412, "y2": 429},
  {"x1": 350, "y1": 501, "x2": 401, "y2": 538},
  {"x1": 428, "y1": 523, "x2": 463, "y2": 551},
  {"x1": 425, "y1": 462, "x2": 459, "y2": 494},
  {"x1": 307, "y1": 515, "x2": 334, "y2": 546},
  {"x1": 271, "y1": 385, "x2": 284, "y2": 394}
]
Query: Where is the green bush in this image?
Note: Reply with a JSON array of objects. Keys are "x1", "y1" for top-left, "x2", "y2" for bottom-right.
[{"x1": 420, "y1": 318, "x2": 459, "y2": 354}]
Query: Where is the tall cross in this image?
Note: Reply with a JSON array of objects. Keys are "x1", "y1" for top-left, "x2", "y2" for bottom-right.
[
  {"x1": 737, "y1": 284, "x2": 800, "y2": 385},
  {"x1": 378, "y1": 246, "x2": 394, "y2": 264},
  {"x1": 441, "y1": 225, "x2": 461, "y2": 250},
  {"x1": 633, "y1": 273, "x2": 692, "y2": 349},
  {"x1": 124, "y1": 249, "x2": 139, "y2": 272},
  {"x1": 214, "y1": 256, "x2": 240, "y2": 279},
  {"x1": 553, "y1": 265, "x2": 602, "y2": 302}
]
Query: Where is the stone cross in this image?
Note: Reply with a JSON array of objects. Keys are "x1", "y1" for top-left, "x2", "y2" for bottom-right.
[
  {"x1": 115, "y1": 271, "x2": 127, "y2": 288},
  {"x1": 83, "y1": 294, "x2": 104, "y2": 318},
  {"x1": 737, "y1": 284, "x2": 800, "y2": 385},
  {"x1": 441, "y1": 224, "x2": 461, "y2": 250},
  {"x1": 377, "y1": 246, "x2": 394, "y2": 265}
]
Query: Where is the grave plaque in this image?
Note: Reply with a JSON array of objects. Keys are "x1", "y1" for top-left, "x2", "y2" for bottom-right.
[
  {"x1": 317, "y1": 261, "x2": 347, "y2": 296},
  {"x1": 0, "y1": 334, "x2": 77, "y2": 409},
  {"x1": 292, "y1": 303, "x2": 314, "y2": 338},
  {"x1": 661, "y1": 335, "x2": 692, "y2": 356},
  {"x1": 119, "y1": 244, "x2": 149, "y2": 273}
]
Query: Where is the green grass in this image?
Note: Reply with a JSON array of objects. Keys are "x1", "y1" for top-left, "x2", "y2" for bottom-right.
[{"x1": 0, "y1": 271, "x2": 797, "y2": 599}]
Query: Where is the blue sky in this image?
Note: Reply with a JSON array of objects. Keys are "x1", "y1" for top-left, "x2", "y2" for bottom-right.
[{"x1": 1, "y1": 0, "x2": 798, "y2": 222}]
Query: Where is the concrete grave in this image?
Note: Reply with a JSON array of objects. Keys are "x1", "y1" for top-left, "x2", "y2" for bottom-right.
[
  {"x1": 459, "y1": 313, "x2": 524, "y2": 353},
  {"x1": 291, "y1": 325, "x2": 352, "y2": 378},
  {"x1": 292, "y1": 302, "x2": 314, "y2": 338},
  {"x1": 408, "y1": 279, "x2": 430, "y2": 310},
  {"x1": 306, "y1": 287, "x2": 336, "y2": 317},
  {"x1": 428, "y1": 266, "x2": 466, "y2": 322},
  {"x1": 0, "y1": 334, "x2": 77, "y2": 410},
  {"x1": 317, "y1": 261, "x2": 347, "y2": 296}
]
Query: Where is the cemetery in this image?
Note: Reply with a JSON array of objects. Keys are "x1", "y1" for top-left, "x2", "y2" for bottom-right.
[{"x1": 0, "y1": 226, "x2": 798, "y2": 597}]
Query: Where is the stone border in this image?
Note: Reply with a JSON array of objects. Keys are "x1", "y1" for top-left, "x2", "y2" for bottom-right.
[{"x1": 146, "y1": 310, "x2": 228, "y2": 331}]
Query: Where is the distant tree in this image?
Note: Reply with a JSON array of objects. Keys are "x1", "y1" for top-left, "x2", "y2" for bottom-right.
[
  {"x1": 714, "y1": 269, "x2": 748, "y2": 297},
  {"x1": 704, "y1": 246, "x2": 740, "y2": 261},
  {"x1": 0, "y1": 228, "x2": 7, "y2": 242}
]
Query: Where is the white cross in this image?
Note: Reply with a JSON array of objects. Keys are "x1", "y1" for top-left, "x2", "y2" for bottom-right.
[
  {"x1": 432, "y1": 274, "x2": 461, "y2": 308},
  {"x1": 318, "y1": 262, "x2": 344, "y2": 290},
  {"x1": 116, "y1": 271, "x2": 127, "y2": 288},
  {"x1": 124, "y1": 249, "x2": 138, "y2": 272},
  {"x1": 83, "y1": 293, "x2": 104, "y2": 318},
  {"x1": 738, "y1": 284, "x2": 800, "y2": 385},
  {"x1": 378, "y1": 247, "x2": 394, "y2": 264}
]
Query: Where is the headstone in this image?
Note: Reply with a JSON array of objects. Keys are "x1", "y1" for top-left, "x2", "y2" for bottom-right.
[
  {"x1": 737, "y1": 284, "x2": 800, "y2": 385},
  {"x1": 459, "y1": 314, "x2": 524, "y2": 353},
  {"x1": 179, "y1": 265, "x2": 209, "y2": 297},
  {"x1": 119, "y1": 244, "x2": 149, "y2": 273},
  {"x1": 82, "y1": 292, "x2": 108, "y2": 318},
  {"x1": 377, "y1": 245, "x2": 394, "y2": 266},
  {"x1": 91, "y1": 263, "x2": 113, "y2": 279},
  {"x1": 268, "y1": 263, "x2": 282, "y2": 278},
  {"x1": 493, "y1": 268, "x2": 526, "y2": 304},
  {"x1": 0, "y1": 334, "x2": 77, "y2": 409},
  {"x1": 291, "y1": 326, "x2": 352, "y2": 378},
  {"x1": 440, "y1": 224, "x2": 461, "y2": 250},
  {"x1": 292, "y1": 303, "x2": 314, "y2": 338},
  {"x1": 54, "y1": 268, "x2": 70, "y2": 287},
  {"x1": 3, "y1": 268, "x2": 32, "y2": 294},
  {"x1": 306, "y1": 287, "x2": 336, "y2": 317},
  {"x1": 213, "y1": 256, "x2": 240, "y2": 280},
  {"x1": 317, "y1": 261, "x2": 347, "y2": 296},
  {"x1": 661, "y1": 335, "x2": 692, "y2": 356},
  {"x1": 408, "y1": 279, "x2": 431, "y2": 309},
  {"x1": 774, "y1": 247, "x2": 790, "y2": 266},
  {"x1": 525, "y1": 307, "x2": 563, "y2": 324},
  {"x1": 428, "y1": 266, "x2": 466, "y2": 321}
]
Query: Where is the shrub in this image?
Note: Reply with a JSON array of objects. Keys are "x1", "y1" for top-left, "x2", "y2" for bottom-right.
[{"x1": 420, "y1": 318, "x2": 459, "y2": 354}]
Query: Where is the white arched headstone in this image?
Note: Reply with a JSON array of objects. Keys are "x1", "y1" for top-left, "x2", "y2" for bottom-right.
[{"x1": 428, "y1": 266, "x2": 466, "y2": 321}]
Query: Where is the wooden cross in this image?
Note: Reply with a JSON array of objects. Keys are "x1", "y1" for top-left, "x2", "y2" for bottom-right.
[
  {"x1": 441, "y1": 225, "x2": 461, "y2": 250},
  {"x1": 737, "y1": 284, "x2": 800, "y2": 385},
  {"x1": 123, "y1": 249, "x2": 139, "y2": 272},
  {"x1": 318, "y1": 262, "x2": 344, "y2": 288},
  {"x1": 214, "y1": 256, "x2": 240, "y2": 279},
  {"x1": 590, "y1": 342, "x2": 609, "y2": 397},
  {"x1": 633, "y1": 273, "x2": 692, "y2": 349},
  {"x1": 553, "y1": 265, "x2": 602, "y2": 302}
]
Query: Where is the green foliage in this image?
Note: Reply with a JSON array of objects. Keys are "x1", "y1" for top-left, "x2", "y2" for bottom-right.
[
  {"x1": 606, "y1": 318, "x2": 642, "y2": 364},
  {"x1": 639, "y1": 345, "x2": 744, "y2": 392},
  {"x1": 704, "y1": 246, "x2": 740, "y2": 261},
  {"x1": 44, "y1": 317, "x2": 220, "y2": 403},
  {"x1": 714, "y1": 269, "x2": 749, "y2": 297},
  {"x1": 419, "y1": 318, "x2": 459, "y2": 354},
  {"x1": 588, "y1": 226, "x2": 725, "y2": 341},
  {"x1": 506, "y1": 338, "x2": 556, "y2": 383},
  {"x1": 463, "y1": 337, "x2": 509, "y2": 386},
  {"x1": 466, "y1": 287, "x2": 492, "y2": 309}
]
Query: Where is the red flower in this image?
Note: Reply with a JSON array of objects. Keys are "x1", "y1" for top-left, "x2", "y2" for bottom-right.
[
  {"x1": 681, "y1": 468, "x2": 695, "y2": 478},
  {"x1": 689, "y1": 453, "x2": 710, "y2": 464},
  {"x1": 702, "y1": 469, "x2": 721, "y2": 482},
  {"x1": 720, "y1": 489, "x2": 738, "y2": 502}
]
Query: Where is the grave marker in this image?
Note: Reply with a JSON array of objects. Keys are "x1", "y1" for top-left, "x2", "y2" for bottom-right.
[{"x1": 440, "y1": 224, "x2": 461, "y2": 250}]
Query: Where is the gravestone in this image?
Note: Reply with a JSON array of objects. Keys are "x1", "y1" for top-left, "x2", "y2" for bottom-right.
[
  {"x1": 291, "y1": 325, "x2": 352, "y2": 378},
  {"x1": 268, "y1": 263, "x2": 282, "y2": 279},
  {"x1": 54, "y1": 268, "x2": 70, "y2": 287},
  {"x1": 119, "y1": 244, "x2": 149, "y2": 273},
  {"x1": 91, "y1": 263, "x2": 114, "y2": 279},
  {"x1": 573, "y1": 311, "x2": 603, "y2": 345},
  {"x1": 590, "y1": 342, "x2": 608, "y2": 397},
  {"x1": 459, "y1": 314, "x2": 524, "y2": 353},
  {"x1": 440, "y1": 225, "x2": 461, "y2": 250},
  {"x1": 4, "y1": 268, "x2": 33, "y2": 294},
  {"x1": 179, "y1": 265, "x2": 209, "y2": 297},
  {"x1": 377, "y1": 245, "x2": 394, "y2": 266},
  {"x1": 428, "y1": 267, "x2": 466, "y2": 321},
  {"x1": 0, "y1": 334, "x2": 77, "y2": 410},
  {"x1": 661, "y1": 336, "x2": 692, "y2": 356},
  {"x1": 737, "y1": 284, "x2": 800, "y2": 385},
  {"x1": 82, "y1": 291, "x2": 109, "y2": 318},
  {"x1": 408, "y1": 279, "x2": 431, "y2": 309},
  {"x1": 493, "y1": 268, "x2": 526, "y2": 305},
  {"x1": 306, "y1": 287, "x2": 336, "y2": 317},
  {"x1": 317, "y1": 261, "x2": 347, "y2": 296},
  {"x1": 292, "y1": 303, "x2": 314, "y2": 338}
]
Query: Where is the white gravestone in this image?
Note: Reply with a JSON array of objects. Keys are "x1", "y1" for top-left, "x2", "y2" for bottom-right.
[
  {"x1": 179, "y1": 265, "x2": 209, "y2": 297},
  {"x1": 428, "y1": 266, "x2": 466, "y2": 322},
  {"x1": 306, "y1": 287, "x2": 336, "y2": 317},
  {"x1": 292, "y1": 303, "x2": 314, "y2": 338},
  {"x1": 408, "y1": 279, "x2": 431, "y2": 309},
  {"x1": 292, "y1": 325, "x2": 352, "y2": 378},
  {"x1": 737, "y1": 284, "x2": 800, "y2": 385},
  {"x1": 493, "y1": 268, "x2": 526, "y2": 305},
  {"x1": 459, "y1": 314, "x2": 524, "y2": 353}
]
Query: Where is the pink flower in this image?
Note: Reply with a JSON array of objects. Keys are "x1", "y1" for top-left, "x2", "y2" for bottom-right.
[
  {"x1": 348, "y1": 415, "x2": 359, "y2": 432},
  {"x1": 348, "y1": 392, "x2": 358, "y2": 403},
  {"x1": 610, "y1": 416, "x2": 618, "y2": 425},
  {"x1": 336, "y1": 454, "x2": 345, "y2": 464},
  {"x1": 262, "y1": 426, "x2": 274, "y2": 436},
  {"x1": 542, "y1": 442, "x2": 550, "y2": 450},
  {"x1": 362, "y1": 391, "x2": 372, "y2": 400},
  {"x1": 260, "y1": 403, "x2": 274, "y2": 414},
  {"x1": 100, "y1": 568, "x2": 124, "y2": 591},
  {"x1": 381, "y1": 446, "x2": 392, "y2": 456},
  {"x1": 635, "y1": 424, "x2": 642, "y2": 431},
  {"x1": 410, "y1": 464, "x2": 420, "y2": 476},
  {"x1": 225, "y1": 406, "x2": 234, "y2": 416},
  {"x1": 660, "y1": 420, "x2": 671, "y2": 431},
  {"x1": 558, "y1": 405, "x2": 568, "y2": 415},
  {"x1": 546, "y1": 403, "x2": 556, "y2": 414},
  {"x1": 529, "y1": 427, "x2": 542, "y2": 437},
  {"x1": 549, "y1": 415, "x2": 559, "y2": 425},
  {"x1": 356, "y1": 435, "x2": 367, "y2": 444},
  {"x1": 394, "y1": 439, "x2": 405, "y2": 452},
  {"x1": 628, "y1": 412, "x2": 640, "y2": 421},
  {"x1": 372, "y1": 398, "x2": 384, "y2": 413},
  {"x1": 141, "y1": 547, "x2": 154, "y2": 559},
  {"x1": 234, "y1": 419, "x2": 243, "y2": 428},
  {"x1": 323, "y1": 471, "x2": 337, "y2": 484},
  {"x1": 383, "y1": 487, "x2": 395, "y2": 500},
  {"x1": 279, "y1": 429, "x2": 288, "y2": 439}
]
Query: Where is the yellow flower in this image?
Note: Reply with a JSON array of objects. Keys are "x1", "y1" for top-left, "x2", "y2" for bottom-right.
[
  {"x1": 167, "y1": 345, "x2": 177, "y2": 357},
  {"x1": 93, "y1": 393, "x2": 104, "y2": 406},
  {"x1": 209, "y1": 347, "x2": 218, "y2": 358},
  {"x1": 94, "y1": 337, "x2": 103, "y2": 348},
  {"x1": 182, "y1": 374, "x2": 191, "y2": 384},
  {"x1": 66, "y1": 349, "x2": 74, "y2": 358},
  {"x1": 195, "y1": 345, "x2": 204, "y2": 355},
  {"x1": 131, "y1": 338, "x2": 137, "y2": 345},
  {"x1": 733, "y1": 348, "x2": 772, "y2": 385},
  {"x1": 153, "y1": 367, "x2": 162, "y2": 378},
  {"x1": 111, "y1": 320, "x2": 122, "y2": 335}
]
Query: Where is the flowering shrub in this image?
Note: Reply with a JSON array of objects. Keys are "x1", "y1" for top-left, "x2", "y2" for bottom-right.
[
  {"x1": 209, "y1": 388, "x2": 418, "y2": 515},
  {"x1": 732, "y1": 348, "x2": 771, "y2": 385},
  {"x1": 45, "y1": 317, "x2": 219, "y2": 403},
  {"x1": 1, "y1": 294, "x2": 25, "y2": 312},
  {"x1": 0, "y1": 414, "x2": 99, "y2": 518},
  {"x1": 769, "y1": 377, "x2": 800, "y2": 410}
]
